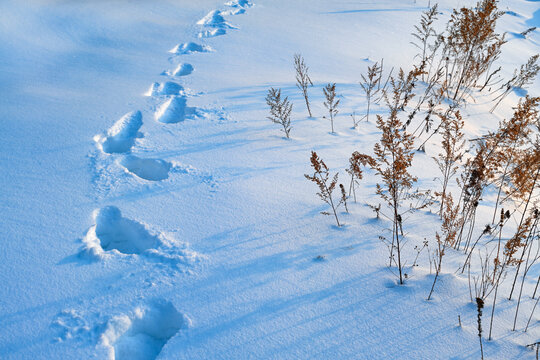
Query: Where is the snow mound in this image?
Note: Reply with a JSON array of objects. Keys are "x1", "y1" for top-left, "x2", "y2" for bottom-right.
[
  {"x1": 198, "y1": 28, "x2": 227, "y2": 38},
  {"x1": 155, "y1": 96, "x2": 195, "y2": 124},
  {"x1": 145, "y1": 82, "x2": 184, "y2": 97},
  {"x1": 163, "y1": 63, "x2": 194, "y2": 77},
  {"x1": 94, "y1": 111, "x2": 143, "y2": 154},
  {"x1": 196, "y1": 10, "x2": 237, "y2": 29},
  {"x1": 169, "y1": 42, "x2": 213, "y2": 55},
  {"x1": 119, "y1": 155, "x2": 172, "y2": 181},
  {"x1": 99, "y1": 300, "x2": 189, "y2": 360},
  {"x1": 225, "y1": 0, "x2": 253, "y2": 8}
]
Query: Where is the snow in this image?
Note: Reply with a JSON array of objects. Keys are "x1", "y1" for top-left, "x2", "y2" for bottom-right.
[
  {"x1": 94, "y1": 111, "x2": 143, "y2": 154},
  {"x1": 155, "y1": 96, "x2": 192, "y2": 124},
  {"x1": 162, "y1": 63, "x2": 194, "y2": 77},
  {"x1": 98, "y1": 300, "x2": 189, "y2": 360},
  {"x1": 169, "y1": 42, "x2": 214, "y2": 55},
  {"x1": 145, "y1": 82, "x2": 185, "y2": 97},
  {"x1": 1, "y1": 0, "x2": 540, "y2": 359},
  {"x1": 118, "y1": 156, "x2": 172, "y2": 182}
]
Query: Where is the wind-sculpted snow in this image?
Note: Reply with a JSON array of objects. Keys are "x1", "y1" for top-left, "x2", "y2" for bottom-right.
[
  {"x1": 99, "y1": 300, "x2": 189, "y2": 360},
  {"x1": 94, "y1": 111, "x2": 143, "y2": 154}
]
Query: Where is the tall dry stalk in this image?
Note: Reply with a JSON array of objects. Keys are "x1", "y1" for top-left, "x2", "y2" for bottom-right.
[{"x1": 294, "y1": 54, "x2": 313, "y2": 117}]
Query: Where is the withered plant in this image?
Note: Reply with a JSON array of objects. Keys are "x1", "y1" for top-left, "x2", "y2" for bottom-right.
[
  {"x1": 360, "y1": 62, "x2": 382, "y2": 122},
  {"x1": 266, "y1": 88, "x2": 293, "y2": 138},
  {"x1": 444, "y1": 0, "x2": 505, "y2": 102},
  {"x1": 373, "y1": 95, "x2": 418, "y2": 284},
  {"x1": 486, "y1": 213, "x2": 531, "y2": 338},
  {"x1": 411, "y1": 4, "x2": 439, "y2": 83},
  {"x1": 470, "y1": 249, "x2": 499, "y2": 359},
  {"x1": 428, "y1": 194, "x2": 462, "y2": 300},
  {"x1": 433, "y1": 110, "x2": 465, "y2": 215},
  {"x1": 476, "y1": 296, "x2": 486, "y2": 360},
  {"x1": 383, "y1": 67, "x2": 424, "y2": 114},
  {"x1": 346, "y1": 151, "x2": 376, "y2": 202},
  {"x1": 305, "y1": 151, "x2": 344, "y2": 227},
  {"x1": 339, "y1": 184, "x2": 349, "y2": 213},
  {"x1": 512, "y1": 210, "x2": 539, "y2": 331},
  {"x1": 491, "y1": 55, "x2": 540, "y2": 112},
  {"x1": 294, "y1": 54, "x2": 314, "y2": 117},
  {"x1": 507, "y1": 148, "x2": 540, "y2": 301},
  {"x1": 456, "y1": 144, "x2": 490, "y2": 252},
  {"x1": 323, "y1": 83, "x2": 340, "y2": 133},
  {"x1": 490, "y1": 96, "x2": 540, "y2": 222}
]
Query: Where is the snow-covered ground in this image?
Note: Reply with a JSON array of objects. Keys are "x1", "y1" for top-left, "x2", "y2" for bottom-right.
[{"x1": 1, "y1": 0, "x2": 540, "y2": 359}]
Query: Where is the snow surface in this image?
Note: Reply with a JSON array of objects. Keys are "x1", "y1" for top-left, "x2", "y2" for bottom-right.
[{"x1": 1, "y1": 0, "x2": 540, "y2": 359}]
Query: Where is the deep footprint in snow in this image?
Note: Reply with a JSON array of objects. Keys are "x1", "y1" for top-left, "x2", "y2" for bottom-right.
[
  {"x1": 82, "y1": 206, "x2": 162, "y2": 257},
  {"x1": 225, "y1": 0, "x2": 253, "y2": 8},
  {"x1": 169, "y1": 42, "x2": 213, "y2": 55},
  {"x1": 94, "y1": 111, "x2": 143, "y2": 154},
  {"x1": 80, "y1": 206, "x2": 201, "y2": 264},
  {"x1": 162, "y1": 63, "x2": 194, "y2": 77},
  {"x1": 224, "y1": 0, "x2": 252, "y2": 14},
  {"x1": 155, "y1": 96, "x2": 196, "y2": 124},
  {"x1": 99, "y1": 300, "x2": 189, "y2": 360},
  {"x1": 197, "y1": 10, "x2": 237, "y2": 29},
  {"x1": 145, "y1": 82, "x2": 184, "y2": 97},
  {"x1": 198, "y1": 28, "x2": 226, "y2": 38},
  {"x1": 118, "y1": 155, "x2": 172, "y2": 181}
]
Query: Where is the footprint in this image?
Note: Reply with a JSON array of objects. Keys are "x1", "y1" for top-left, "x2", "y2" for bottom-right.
[
  {"x1": 198, "y1": 28, "x2": 226, "y2": 38},
  {"x1": 80, "y1": 206, "x2": 201, "y2": 264},
  {"x1": 94, "y1": 111, "x2": 143, "y2": 154},
  {"x1": 225, "y1": 0, "x2": 253, "y2": 9},
  {"x1": 51, "y1": 309, "x2": 90, "y2": 342},
  {"x1": 145, "y1": 82, "x2": 184, "y2": 97},
  {"x1": 118, "y1": 155, "x2": 172, "y2": 181},
  {"x1": 82, "y1": 206, "x2": 162, "y2": 257},
  {"x1": 225, "y1": 8, "x2": 246, "y2": 15},
  {"x1": 169, "y1": 42, "x2": 213, "y2": 55},
  {"x1": 197, "y1": 10, "x2": 237, "y2": 29},
  {"x1": 162, "y1": 63, "x2": 194, "y2": 77},
  {"x1": 99, "y1": 300, "x2": 189, "y2": 360},
  {"x1": 155, "y1": 96, "x2": 196, "y2": 124}
]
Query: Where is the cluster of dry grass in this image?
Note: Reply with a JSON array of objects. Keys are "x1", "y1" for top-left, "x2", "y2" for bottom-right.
[{"x1": 273, "y1": 1, "x2": 540, "y2": 357}]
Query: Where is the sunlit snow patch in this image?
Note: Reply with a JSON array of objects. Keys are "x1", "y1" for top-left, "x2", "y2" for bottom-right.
[
  {"x1": 99, "y1": 300, "x2": 189, "y2": 360},
  {"x1": 94, "y1": 111, "x2": 143, "y2": 154}
]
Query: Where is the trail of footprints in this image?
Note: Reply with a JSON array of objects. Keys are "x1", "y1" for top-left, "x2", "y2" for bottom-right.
[{"x1": 61, "y1": 1, "x2": 255, "y2": 359}]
